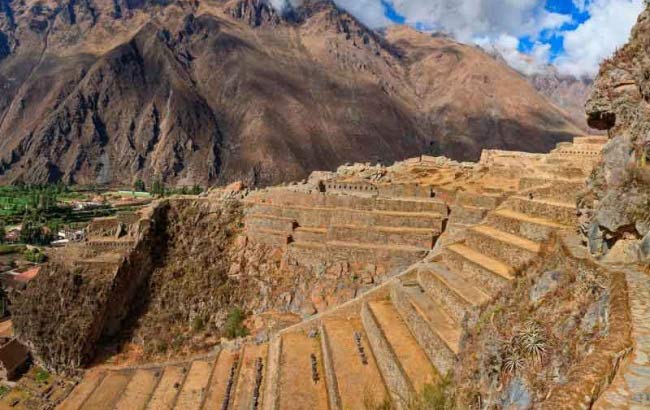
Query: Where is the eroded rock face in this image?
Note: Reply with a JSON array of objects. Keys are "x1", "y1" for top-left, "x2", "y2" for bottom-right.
[{"x1": 582, "y1": 4, "x2": 650, "y2": 260}]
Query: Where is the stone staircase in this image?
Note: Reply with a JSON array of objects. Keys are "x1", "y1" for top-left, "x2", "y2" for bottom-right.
[{"x1": 592, "y1": 267, "x2": 650, "y2": 410}]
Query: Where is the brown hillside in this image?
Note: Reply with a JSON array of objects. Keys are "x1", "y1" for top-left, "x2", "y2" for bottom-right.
[{"x1": 0, "y1": 0, "x2": 583, "y2": 186}]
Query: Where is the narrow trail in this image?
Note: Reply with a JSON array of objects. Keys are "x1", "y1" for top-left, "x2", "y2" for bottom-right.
[{"x1": 594, "y1": 267, "x2": 650, "y2": 410}]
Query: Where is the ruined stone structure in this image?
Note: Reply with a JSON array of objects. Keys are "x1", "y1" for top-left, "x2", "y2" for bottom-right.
[
  {"x1": 48, "y1": 135, "x2": 645, "y2": 410},
  {"x1": 12, "y1": 208, "x2": 164, "y2": 372},
  {"x1": 243, "y1": 184, "x2": 447, "y2": 279}
]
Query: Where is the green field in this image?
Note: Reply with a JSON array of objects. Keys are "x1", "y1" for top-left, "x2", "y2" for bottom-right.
[{"x1": 0, "y1": 185, "x2": 116, "y2": 226}]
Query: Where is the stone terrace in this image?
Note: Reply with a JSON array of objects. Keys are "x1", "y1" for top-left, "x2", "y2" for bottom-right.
[
  {"x1": 243, "y1": 185, "x2": 448, "y2": 278},
  {"x1": 56, "y1": 136, "x2": 624, "y2": 410}
]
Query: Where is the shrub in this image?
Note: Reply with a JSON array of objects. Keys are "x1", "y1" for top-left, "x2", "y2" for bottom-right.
[
  {"x1": 224, "y1": 308, "x2": 249, "y2": 339},
  {"x1": 191, "y1": 315, "x2": 206, "y2": 333},
  {"x1": 34, "y1": 368, "x2": 50, "y2": 383},
  {"x1": 408, "y1": 373, "x2": 456, "y2": 410},
  {"x1": 23, "y1": 248, "x2": 46, "y2": 263}
]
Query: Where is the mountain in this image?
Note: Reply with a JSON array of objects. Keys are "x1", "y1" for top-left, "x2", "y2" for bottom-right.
[
  {"x1": 528, "y1": 68, "x2": 593, "y2": 132},
  {"x1": 0, "y1": 0, "x2": 583, "y2": 187},
  {"x1": 483, "y1": 47, "x2": 593, "y2": 131}
]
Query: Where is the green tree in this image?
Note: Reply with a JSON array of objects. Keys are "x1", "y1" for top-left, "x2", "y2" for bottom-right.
[
  {"x1": 0, "y1": 220, "x2": 5, "y2": 244},
  {"x1": 20, "y1": 211, "x2": 53, "y2": 245},
  {"x1": 151, "y1": 176, "x2": 165, "y2": 197},
  {"x1": 191, "y1": 184, "x2": 203, "y2": 195},
  {"x1": 134, "y1": 179, "x2": 146, "y2": 192}
]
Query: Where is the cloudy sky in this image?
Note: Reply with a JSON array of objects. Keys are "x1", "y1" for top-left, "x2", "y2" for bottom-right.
[{"x1": 293, "y1": 0, "x2": 645, "y2": 78}]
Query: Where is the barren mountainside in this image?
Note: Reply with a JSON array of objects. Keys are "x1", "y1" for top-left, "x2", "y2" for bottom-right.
[{"x1": 0, "y1": 0, "x2": 583, "y2": 186}]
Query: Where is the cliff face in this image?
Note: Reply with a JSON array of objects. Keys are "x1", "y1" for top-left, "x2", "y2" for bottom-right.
[
  {"x1": 0, "y1": 0, "x2": 582, "y2": 187},
  {"x1": 583, "y1": 4, "x2": 650, "y2": 262}
]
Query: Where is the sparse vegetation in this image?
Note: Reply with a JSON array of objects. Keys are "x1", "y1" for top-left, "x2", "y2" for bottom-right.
[
  {"x1": 191, "y1": 315, "x2": 206, "y2": 333},
  {"x1": 34, "y1": 368, "x2": 50, "y2": 384},
  {"x1": 23, "y1": 247, "x2": 47, "y2": 263},
  {"x1": 408, "y1": 374, "x2": 456, "y2": 410}
]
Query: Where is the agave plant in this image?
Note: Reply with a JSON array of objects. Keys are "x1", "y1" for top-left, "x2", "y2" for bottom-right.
[
  {"x1": 502, "y1": 345, "x2": 525, "y2": 375},
  {"x1": 518, "y1": 321, "x2": 547, "y2": 363}
]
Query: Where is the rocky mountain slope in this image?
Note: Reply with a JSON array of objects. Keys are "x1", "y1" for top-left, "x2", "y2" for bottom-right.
[
  {"x1": 582, "y1": 2, "x2": 650, "y2": 262},
  {"x1": 0, "y1": 0, "x2": 583, "y2": 187},
  {"x1": 528, "y1": 68, "x2": 593, "y2": 131}
]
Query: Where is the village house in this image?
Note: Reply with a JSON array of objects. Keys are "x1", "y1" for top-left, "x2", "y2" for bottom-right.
[{"x1": 3, "y1": 229, "x2": 20, "y2": 244}]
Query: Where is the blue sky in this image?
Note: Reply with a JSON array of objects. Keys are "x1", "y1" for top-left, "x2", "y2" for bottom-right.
[{"x1": 325, "y1": 0, "x2": 645, "y2": 77}]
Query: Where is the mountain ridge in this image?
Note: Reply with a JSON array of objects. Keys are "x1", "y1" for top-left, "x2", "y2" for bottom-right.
[{"x1": 0, "y1": 0, "x2": 583, "y2": 186}]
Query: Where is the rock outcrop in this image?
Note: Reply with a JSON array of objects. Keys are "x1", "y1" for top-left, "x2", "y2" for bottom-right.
[
  {"x1": 583, "y1": 3, "x2": 650, "y2": 262},
  {"x1": 0, "y1": 0, "x2": 582, "y2": 187}
]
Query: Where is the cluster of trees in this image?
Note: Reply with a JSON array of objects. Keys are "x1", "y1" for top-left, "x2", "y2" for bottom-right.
[
  {"x1": 135, "y1": 178, "x2": 203, "y2": 197},
  {"x1": 19, "y1": 211, "x2": 56, "y2": 246}
]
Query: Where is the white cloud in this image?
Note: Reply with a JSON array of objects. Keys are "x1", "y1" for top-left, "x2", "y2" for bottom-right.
[
  {"x1": 266, "y1": 0, "x2": 645, "y2": 78},
  {"x1": 476, "y1": 34, "x2": 552, "y2": 75},
  {"x1": 331, "y1": 0, "x2": 392, "y2": 28},
  {"x1": 555, "y1": 0, "x2": 644, "y2": 77},
  {"x1": 337, "y1": 0, "x2": 571, "y2": 38}
]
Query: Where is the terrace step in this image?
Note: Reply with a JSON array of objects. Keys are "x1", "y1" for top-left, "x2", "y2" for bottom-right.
[
  {"x1": 245, "y1": 214, "x2": 296, "y2": 232},
  {"x1": 390, "y1": 284, "x2": 460, "y2": 374},
  {"x1": 147, "y1": 365, "x2": 187, "y2": 410},
  {"x1": 456, "y1": 192, "x2": 503, "y2": 209},
  {"x1": 174, "y1": 360, "x2": 213, "y2": 410},
  {"x1": 114, "y1": 369, "x2": 160, "y2": 410},
  {"x1": 58, "y1": 371, "x2": 106, "y2": 410},
  {"x1": 321, "y1": 318, "x2": 388, "y2": 410},
  {"x1": 373, "y1": 197, "x2": 448, "y2": 215},
  {"x1": 518, "y1": 177, "x2": 584, "y2": 193},
  {"x1": 203, "y1": 350, "x2": 241, "y2": 410},
  {"x1": 249, "y1": 203, "x2": 446, "y2": 229},
  {"x1": 487, "y1": 209, "x2": 571, "y2": 242},
  {"x1": 326, "y1": 240, "x2": 429, "y2": 254},
  {"x1": 444, "y1": 243, "x2": 514, "y2": 295},
  {"x1": 360, "y1": 302, "x2": 432, "y2": 409},
  {"x1": 246, "y1": 228, "x2": 291, "y2": 246},
  {"x1": 365, "y1": 300, "x2": 437, "y2": 388},
  {"x1": 278, "y1": 332, "x2": 329, "y2": 410},
  {"x1": 231, "y1": 343, "x2": 268, "y2": 410},
  {"x1": 467, "y1": 225, "x2": 541, "y2": 267},
  {"x1": 328, "y1": 225, "x2": 437, "y2": 249},
  {"x1": 79, "y1": 371, "x2": 132, "y2": 410},
  {"x1": 292, "y1": 227, "x2": 326, "y2": 243},
  {"x1": 334, "y1": 209, "x2": 445, "y2": 230},
  {"x1": 573, "y1": 135, "x2": 608, "y2": 145},
  {"x1": 417, "y1": 262, "x2": 490, "y2": 326},
  {"x1": 510, "y1": 196, "x2": 577, "y2": 226},
  {"x1": 449, "y1": 204, "x2": 490, "y2": 225}
]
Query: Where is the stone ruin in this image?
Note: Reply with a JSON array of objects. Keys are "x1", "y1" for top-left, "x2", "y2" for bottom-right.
[{"x1": 21, "y1": 135, "x2": 649, "y2": 410}]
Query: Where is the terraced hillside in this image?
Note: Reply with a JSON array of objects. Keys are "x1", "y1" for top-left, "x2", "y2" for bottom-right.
[{"x1": 45, "y1": 135, "x2": 642, "y2": 410}]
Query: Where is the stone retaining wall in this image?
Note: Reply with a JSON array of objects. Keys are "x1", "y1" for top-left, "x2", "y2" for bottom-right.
[
  {"x1": 361, "y1": 303, "x2": 413, "y2": 409},
  {"x1": 389, "y1": 285, "x2": 456, "y2": 375}
]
